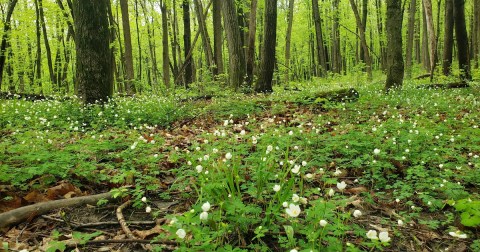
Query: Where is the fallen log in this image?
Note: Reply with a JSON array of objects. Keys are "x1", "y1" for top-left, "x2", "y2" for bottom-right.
[
  {"x1": 416, "y1": 82, "x2": 470, "y2": 89},
  {"x1": 302, "y1": 88, "x2": 360, "y2": 104},
  {"x1": 0, "y1": 192, "x2": 113, "y2": 229}
]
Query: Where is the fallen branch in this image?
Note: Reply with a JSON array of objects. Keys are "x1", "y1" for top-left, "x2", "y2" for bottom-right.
[
  {"x1": 416, "y1": 82, "x2": 470, "y2": 89},
  {"x1": 84, "y1": 239, "x2": 178, "y2": 246},
  {"x1": 301, "y1": 88, "x2": 360, "y2": 104},
  {"x1": 0, "y1": 192, "x2": 113, "y2": 229},
  {"x1": 116, "y1": 200, "x2": 136, "y2": 239}
]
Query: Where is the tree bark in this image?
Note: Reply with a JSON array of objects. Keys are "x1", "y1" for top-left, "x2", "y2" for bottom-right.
[
  {"x1": 405, "y1": 0, "x2": 416, "y2": 78},
  {"x1": 442, "y1": 0, "x2": 454, "y2": 76},
  {"x1": 312, "y1": 0, "x2": 327, "y2": 76},
  {"x1": 331, "y1": 0, "x2": 342, "y2": 74},
  {"x1": 375, "y1": 0, "x2": 386, "y2": 71},
  {"x1": 453, "y1": 0, "x2": 471, "y2": 81},
  {"x1": 120, "y1": 0, "x2": 136, "y2": 94},
  {"x1": 74, "y1": 0, "x2": 113, "y2": 104},
  {"x1": 255, "y1": 0, "x2": 277, "y2": 93},
  {"x1": 284, "y1": 0, "x2": 294, "y2": 85},
  {"x1": 212, "y1": 0, "x2": 224, "y2": 76},
  {"x1": 246, "y1": 0, "x2": 258, "y2": 86},
  {"x1": 422, "y1": 0, "x2": 435, "y2": 79},
  {"x1": 349, "y1": 0, "x2": 372, "y2": 80},
  {"x1": 385, "y1": 0, "x2": 404, "y2": 92},
  {"x1": 193, "y1": 0, "x2": 214, "y2": 73},
  {"x1": 55, "y1": 0, "x2": 75, "y2": 40},
  {"x1": 38, "y1": 0, "x2": 56, "y2": 86},
  {"x1": 160, "y1": 0, "x2": 170, "y2": 89},
  {"x1": 0, "y1": 0, "x2": 18, "y2": 90},
  {"x1": 474, "y1": 0, "x2": 479, "y2": 68},
  {"x1": 34, "y1": 0, "x2": 42, "y2": 91},
  {"x1": 183, "y1": 0, "x2": 193, "y2": 87},
  {"x1": 221, "y1": 0, "x2": 246, "y2": 89},
  {"x1": 134, "y1": 0, "x2": 142, "y2": 83},
  {"x1": 360, "y1": 0, "x2": 368, "y2": 64}
]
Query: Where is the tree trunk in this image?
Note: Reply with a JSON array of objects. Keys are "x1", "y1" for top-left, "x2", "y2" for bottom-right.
[
  {"x1": 442, "y1": 0, "x2": 454, "y2": 76},
  {"x1": 160, "y1": 0, "x2": 170, "y2": 89},
  {"x1": 183, "y1": 0, "x2": 193, "y2": 87},
  {"x1": 405, "y1": 0, "x2": 416, "y2": 78},
  {"x1": 360, "y1": 0, "x2": 368, "y2": 64},
  {"x1": 375, "y1": 0, "x2": 386, "y2": 71},
  {"x1": 221, "y1": 0, "x2": 246, "y2": 89},
  {"x1": 38, "y1": 0, "x2": 56, "y2": 86},
  {"x1": 284, "y1": 0, "x2": 294, "y2": 85},
  {"x1": 474, "y1": 0, "x2": 479, "y2": 68},
  {"x1": 453, "y1": 0, "x2": 471, "y2": 81},
  {"x1": 312, "y1": 0, "x2": 327, "y2": 76},
  {"x1": 421, "y1": 5, "x2": 430, "y2": 71},
  {"x1": 385, "y1": 0, "x2": 404, "y2": 92},
  {"x1": 246, "y1": 0, "x2": 258, "y2": 86},
  {"x1": 0, "y1": 0, "x2": 18, "y2": 90},
  {"x1": 349, "y1": 0, "x2": 372, "y2": 80},
  {"x1": 193, "y1": 0, "x2": 214, "y2": 73},
  {"x1": 133, "y1": 0, "x2": 142, "y2": 83},
  {"x1": 74, "y1": 0, "x2": 113, "y2": 104},
  {"x1": 34, "y1": 0, "x2": 42, "y2": 91},
  {"x1": 212, "y1": 0, "x2": 223, "y2": 76},
  {"x1": 331, "y1": 0, "x2": 342, "y2": 74},
  {"x1": 56, "y1": 0, "x2": 75, "y2": 40},
  {"x1": 120, "y1": 0, "x2": 136, "y2": 94},
  {"x1": 255, "y1": 0, "x2": 277, "y2": 93},
  {"x1": 422, "y1": 0, "x2": 435, "y2": 79}
]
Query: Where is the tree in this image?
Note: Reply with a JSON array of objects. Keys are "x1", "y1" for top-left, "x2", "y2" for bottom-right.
[
  {"x1": 183, "y1": 0, "x2": 193, "y2": 87},
  {"x1": 331, "y1": 0, "x2": 342, "y2": 74},
  {"x1": 120, "y1": 0, "x2": 136, "y2": 94},
  {"x1": 38, "y1": 0, "x2": 55, "y2": 86},
  {"x1": 255, "y1": 0, "x2": 277, "y2": 93},
  {"x1": 349, "y1": 0, "x2": 372, "y2": 79},
  {"x1": 0, "y1": 0, "x2": 18, "y2": 90},
  {"x1": 453, "y1": 0, "x2": 471, "y2": 81},
  {"x1": 193, "y1": 0, "x2": 214, "y2": 74},
  {"x1": 385, "y1": 0, "x2": 404, "y2": 92},
  {"x1": 160, "y1": 0, "x2": 170, "y2": 89},
  {"x1": 312, "y1": 0, "x2": 327, "y2": 76},
  {"x1": 422, "y1": 0, "x2": 435, "y2": 79},
  {"x1": 212, "y1": 0, "x2": 223, "y2": 76},
  {"x1": 442, "y1": 0, "x2": 454, "y2": 76},
  {"x1": 284, "y1": 0, "x2": 294, "y2": 85},
  {"x1": 246, "y1": 0, "x2": 258, "y2": 86},
  {"x1": 73, "y1": 0, "x2": 113, "y2": 103},
  {"x1": 222, "y1": 0, "x2": 246, "y2": 89},
  {"x1": 405, "y1": 0, "x2": 416, "y2": 78}
]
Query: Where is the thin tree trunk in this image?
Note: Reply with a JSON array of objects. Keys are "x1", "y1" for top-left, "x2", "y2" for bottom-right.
[
  {"x1": 453, "y1": 0, "x2": 471, "y2": 81},
  {"x1": 193, "y1": 0, "x2": 214, "y2": 73},
  {"x1": 55, "y1": 0, "x2": 75, "y2": 40},
  {"x1": 160, "y1": 0, "x2": 170, "y2": 89},
  {"x1": 422, "y1": 0, "x2": 435, "y2": 79},
  {"x1": 39, "y1": 0, "x2": 56, "y2": 86},
  {"x1": 385, "y1": 0, "x2": 404, "y2": 92},
  {"x1": 0, "y1": 0, "x2": 18, "y2": 90},
  {"x1": 312, "y1": 0, "x2": 327, "y2": 76},
  {"x1": 212, "y1": 0, "x2": 223, "y2": 76},
  {"x1": 221, "y1": 0, "x2": 246, "y2": 89},
  {"x1": 134, "y1": 0, "x2": 142, "y2": 82},
  {"x1": 360, "y1": 0, "x2": 368, "y2": 63},
  {"x1": 284, "y1": 0, "x2": 294, "y2": 84},
  {"x1": 421, "y1": 5, "x2": 430, "y2": 71},
  {"x1": 331, "y1": 0, "x2": 341, "y2": 74},
  {"x1": 375, "y1": 0, "x2": 386, "y2": 70},
  {"x1": 442, "y1": 0, "x2": 454, "y2": 76},
  {"x1": 120, "y1": 0, "x2": 136, "y2": 94},
  {"x1": 183, "y1": 0, "x2": 193, "y2": 87},
  {"x1": 349, "y1": 0, "x2": 372, "y2": 79},
  {"x1": 405, "y1": 0, "x2": 417, "y2": 78},
  {"x1": 255, "y1": 0, "x2": 277, "y2": 93},
  {"x1": 246, "y1": 0, "x2": 258, "y2": 86},
  {"x1": 34, "y1": 0, "x2": 42, "y2": 92},
  {"x1": 473, "y1": 0, "x2": 479, "y2": 68}
]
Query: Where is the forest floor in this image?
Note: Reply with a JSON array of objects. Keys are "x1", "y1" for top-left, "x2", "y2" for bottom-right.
[{"x1": 0, "y1": 78, "x2": 480, "y2": 251}]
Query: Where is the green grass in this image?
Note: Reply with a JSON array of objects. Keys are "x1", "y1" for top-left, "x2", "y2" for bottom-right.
[{"x1": 1, "y1": 80, "x2": 479, "y2": 251}]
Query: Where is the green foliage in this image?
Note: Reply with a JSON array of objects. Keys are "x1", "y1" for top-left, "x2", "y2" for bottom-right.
[{"x1": 452, "y1": 199, "x2": 480, "y2": 227}]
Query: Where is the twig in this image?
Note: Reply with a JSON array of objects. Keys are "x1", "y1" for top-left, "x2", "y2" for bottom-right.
[
  {"x1": 116, "y1": 200, "x2": 136, "y2": 239},
  {"x1": 84, "y1": 238, "x2": 178, "y2": 246}
]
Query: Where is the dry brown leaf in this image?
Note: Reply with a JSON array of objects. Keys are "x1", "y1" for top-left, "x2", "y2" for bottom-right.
[
  {"x1": 46, "y1": 182, "x2": 82, "y2": 200},
  {"x1": 23, "y1": 190, "x2": 48, "y2": 203},
  {"x1": 132, "y1": 225, "x2": 165, "y2": 239},
  {"x1": 345, "y1": 186, "x2": 368, "y2": 195}
]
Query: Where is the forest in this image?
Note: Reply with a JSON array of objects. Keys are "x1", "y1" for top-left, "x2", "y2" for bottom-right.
[{"x1": 0, "y1": 0, "x2": 479, "y2": 251}]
